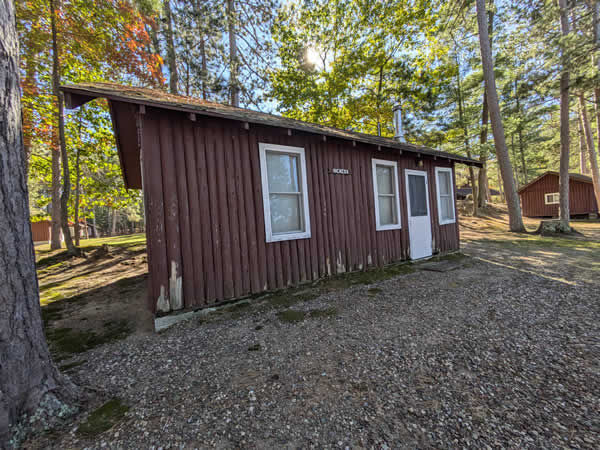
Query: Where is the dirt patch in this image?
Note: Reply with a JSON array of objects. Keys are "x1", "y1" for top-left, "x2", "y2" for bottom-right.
[{"x1": 36, "y1": 234, "x2": 152, "y2": 363}]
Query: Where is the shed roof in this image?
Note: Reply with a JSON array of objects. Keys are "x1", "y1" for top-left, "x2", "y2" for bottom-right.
[
  {"x1": 517, "y1": 171, "x2": 593, "y2": 193},
  {"x1": 61, "y1": 82, "x2": 482, "y2": 168}
]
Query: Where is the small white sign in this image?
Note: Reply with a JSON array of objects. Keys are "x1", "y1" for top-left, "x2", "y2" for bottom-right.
[{"x1": 331, "y1": 168, "x2": 350, "y2": 175}]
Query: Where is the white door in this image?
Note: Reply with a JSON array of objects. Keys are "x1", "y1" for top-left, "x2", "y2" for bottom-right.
[{"x1": 405, "y1": 169, "x2": 433, "y2": 260}]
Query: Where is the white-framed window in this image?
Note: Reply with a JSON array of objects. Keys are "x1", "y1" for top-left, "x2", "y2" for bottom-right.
[
  {"x1": 435, "y1": 167, "x2": 456, "y2": 225},
  {"x1": 372, "y1": 159, "x2": 402, "y2": 231},
  {"x1": 545, "y1": 192, "x2": 559, "y2": 205},
  {"x1": 259, "y1": 143, "x2": 311, "y2": 242}
]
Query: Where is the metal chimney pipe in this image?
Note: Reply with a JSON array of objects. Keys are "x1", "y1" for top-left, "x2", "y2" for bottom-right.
[{"x1": 392, "y1": 103, "x2": 404, "y2": 142}]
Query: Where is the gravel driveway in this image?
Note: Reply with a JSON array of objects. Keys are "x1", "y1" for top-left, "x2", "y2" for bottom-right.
[{"x1": 39, "y1": 249, "x2": 600, "y2": 449}]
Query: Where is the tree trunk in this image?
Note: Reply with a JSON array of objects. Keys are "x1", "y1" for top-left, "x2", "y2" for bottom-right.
[
  {"x1": 50, "y1": 0, "x2": 79, "y2": 256},
  {"x1": 592, "y1": 2, "x2": 600, "y2": 208},
  {"x1": 478, "y1": 91, "x2": 490, "y2": 207},
  {"x1": 475, "y1": 0, "x2": 525, "y2": 231},
  {"x1": 578, "y1": 108, "x2": 588, "y2": 174},
  {"x1": 73, "y1": 111, "x2": 83, "y2": 246},
  {"x1": 580, "y1": 95, "x2": 600, "y2": 212},
  {"x1": 50, "y1": 127, "x2": 62, "y2": 249},
  {"x1": 496, "y1": 163, "x2": 505, "y2": 202},
  {"x1": 112, "y1": 208, "x2": 118, "y2": 236},
  {"x1": 163, "y1": 0, "x2": 179, "y2": 94},
  {"x1": 557, "y1": 0, "x2": 571, "y2": 224},
  {"x1": 456, "y1": 58, "x2": 478, "y2": 215},
  {"x1": 0, "y1": 1, "x2": 78, "y2": 442},
  {"x1": 200, "y1": 37, "x2": 208, "y2": 100},
  {"x1": 515, "y1": 78, "x2": 528, "y2": 183},
  {"x1": 227, "y1": 0, "x2": 240, "y2": 107}
]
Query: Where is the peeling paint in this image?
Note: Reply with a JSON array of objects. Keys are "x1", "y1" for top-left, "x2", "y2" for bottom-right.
[
  {"x1": 156, "y1": 285, "x2": 170, "y2": 313},
  {"x1": 336, "y1": 251, "x2": 346, "y2": 273},
  {"x1": 170, "y1": 260, "x2": 183, "y2": 310}
]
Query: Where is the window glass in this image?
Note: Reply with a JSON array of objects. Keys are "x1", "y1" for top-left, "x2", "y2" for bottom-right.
[
  {"x1": 378, "y1": 196, "x2": 395, "y2": 225},
  {"x1": 408, "y1": 174, "x2": 428, "y2": 217},
  {"x1": 439, "y1": 171, "x2": 450, "y2": 196},
  {"x1": 266, "y1": 152, "x2": 299, "y2": 193},
  {"x1": 376, "y1": 166, "x2": 393, "y2": 195},
  {"x1": 270, "y1": 194, "x2": 302, "y2": 233}
]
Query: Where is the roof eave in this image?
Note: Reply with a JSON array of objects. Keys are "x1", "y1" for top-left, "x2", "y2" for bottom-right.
[{"x1": 61, "y1": 84, "x2": 483, "y2": 167}]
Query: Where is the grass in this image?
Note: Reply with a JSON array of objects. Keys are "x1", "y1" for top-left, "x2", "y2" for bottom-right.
[
  {"x1": 277, "y1": 309, "x2": 307, "y2": 323},
  {"x1": 480, "y1": 235, "x2": 600, "y2": 252},
  {"x1": 45, "y1": 320, "x2": 131, "y2": 361},
  {"x1": 309, "y1": 307, "x2": 338, "y2": 318},
  {"x1": 78, "y1": 398, "x2": 129, "y2": 438}
]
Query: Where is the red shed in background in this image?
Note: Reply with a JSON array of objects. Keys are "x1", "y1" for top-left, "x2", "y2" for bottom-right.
[{"x1": 518, "y1": 171, "x2": 598, "y2": 218}]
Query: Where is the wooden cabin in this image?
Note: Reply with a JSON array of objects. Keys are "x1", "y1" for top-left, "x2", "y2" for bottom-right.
[
  {"x1": 518, "y1": 171, "x2": 598, "y2": 218},
  {"x1": 61, "y1": 82, "x2": 481, "y2": 319},
  {"x1": 30, "y1": 220, "x2": 54, "y2": 244}
]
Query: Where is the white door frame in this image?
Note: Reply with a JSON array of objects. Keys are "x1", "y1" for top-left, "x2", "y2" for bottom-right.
[{"x1": 404, "y1": 169, "x2": 433, "y2": 260}]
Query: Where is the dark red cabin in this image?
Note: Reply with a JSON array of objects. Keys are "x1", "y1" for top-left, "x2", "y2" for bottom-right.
[
  {"x1": 61, "y1": 82, "x2": 481, "y2": 320},
  {"x1": 518, "y1": 171, "x2": 598, "y2": 218}
]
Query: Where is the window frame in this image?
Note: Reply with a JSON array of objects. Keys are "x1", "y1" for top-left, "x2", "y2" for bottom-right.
[
  {"x1": 435, "y1": 167, "x2": 456, "y2": 225},
  {"x1": 372, "y1": 158, "x2": 402, "y2": 231},
  {"x1": 545, "y1": 192, "x2": 559, "y2": 205},
  {"x1": 259, "y1": 142, "x2": 311, "y2": 243}
]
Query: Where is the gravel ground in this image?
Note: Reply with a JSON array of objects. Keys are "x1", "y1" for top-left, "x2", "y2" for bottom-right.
[{"x1": 40, "y1": 254, "x2": 599, "y2": 449}]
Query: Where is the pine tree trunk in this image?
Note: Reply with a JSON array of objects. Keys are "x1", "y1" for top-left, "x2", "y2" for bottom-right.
[
  {"x1": 0, "y1": 1, "x2": 78, "y2": 442},
  {"x1": 50, "y1": 0, "x2": 78, "y2": 256},
  {"x1": 50, "y1": 126, "x2": 62, "y2": 249},
  {"x1": 579, "y1": 108, "x2": 588, "y2": 174},
  {"x1": 227, "y1": 0, "x2": 240, "y2": 107},
  {"x1": 478, "y1": 91, "x2": 490, "y2": 207},
  {"x1": 456, "y1": 58, "x2": 478, "y2": 215},
  {"x1": 163, "y1": 0, "x2": 179, "y2": 94},
  {"x1": 112, "y1": 208, "x2": 118, "y2": 236},
  {"x1": 580, "y1": 95, "x2": 600, "y2": 211},
  {"x1": 200, "y1": 37, "x2": 208, "y2": 100},
  {"x1": 475, "y1": 0, "x2": 525, "y2": 231},
  {"x1": 557, "y1": 0, "x2": 571, "y2": 224}
]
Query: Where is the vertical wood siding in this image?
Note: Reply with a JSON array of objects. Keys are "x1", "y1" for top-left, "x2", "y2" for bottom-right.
[
  {"x1": 520, "y1": 174, "x2": 598, "y2": 217},
  {"x1": 140, "y1": 107, "x2": 459, "y2": 313}
]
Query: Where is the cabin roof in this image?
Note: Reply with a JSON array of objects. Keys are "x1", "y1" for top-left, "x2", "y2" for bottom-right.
[
  {"x1": 517, "y1": 171, "x2": 593, "y2": 193},
  {"x1": 61, "y1": 82, "x2": 482, "y2": 168}
]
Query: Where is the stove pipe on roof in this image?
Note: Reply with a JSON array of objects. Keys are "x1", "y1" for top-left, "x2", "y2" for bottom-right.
[{"x1": 392, "y1": 103, "x2": 404, "y2": 142}]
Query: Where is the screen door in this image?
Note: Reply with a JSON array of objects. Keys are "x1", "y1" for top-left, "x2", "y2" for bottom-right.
[{"x1": 405, "y1": 169, "x2": 433, "y2": 259}]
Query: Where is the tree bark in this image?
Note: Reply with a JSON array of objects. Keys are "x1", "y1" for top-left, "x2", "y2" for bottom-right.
[
  {"x1": 50, "y1": 126, "x2": 62, "y2": 249},
  {"x1": 478, "y1": 91, "x2": 490, "y2": 207},
  {"x1": 556, "y1": 0, "x2": 571, "y2": 223},
  {"x1": 475, "y1": 0, "x2": 525, "y2": 231},
  {"x1": 580, "y1": 95, "x2": 600, "y2": 212},
  {"x1": 163, "y1": 0, "x2": 179, "y2": 94},
  {"x1": 73, "y1": 110, "x2": 83, "y2": 246},
  {"x1": 227, "y1": 0, "x2": 240, "y2": 107},
  {"x1": 50, "y1": 0, "x2": 78, "y2": 256},
  {"x1": 112, "y1": 208, "x2": 118, "y2": 236},
  {"x1": 578, "y1": 109, "x2": 588, "y2": 175},
  {"x1": 456, "y1": 57, "x2": 478, "y2": 215},
  {"x1": 0, "y1": 1, "x2": 78, "y2": 442},
  {"x1": 592, "y1": 1, "x2": 600, "y2": 207}
]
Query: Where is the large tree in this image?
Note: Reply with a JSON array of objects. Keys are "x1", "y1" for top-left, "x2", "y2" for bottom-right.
[
  {"x1": 475, "y1": 0, "x2": 525, "y2": 232},
  {"x1": 0, "y1": 0, "x2": 78, "y2": 443}
]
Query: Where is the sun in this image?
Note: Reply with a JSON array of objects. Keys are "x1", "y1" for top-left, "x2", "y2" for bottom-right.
[{"x1": 305, "y1": 47, "x2": 320, "y2": 68}]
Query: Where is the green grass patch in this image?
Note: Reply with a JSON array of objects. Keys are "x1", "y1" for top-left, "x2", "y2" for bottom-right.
[
  {"x1": 277, "y1": 309, "x2": 306, "y2": 323},
  {"x1": 45, "y1": 319, "x2": 131, "y2": 360},
  {"x1": 367, "y1": 287, "x2": 382, "y2": 297},
  {"x1": 481, "y1": 236, "x2": 600, "y2": 252},
  {"x1": 309, "y1": 307, "x2": 338, "y2": 319},
  {"x1": 78, "y1": 398, "x2": 129, "y2": 438}
]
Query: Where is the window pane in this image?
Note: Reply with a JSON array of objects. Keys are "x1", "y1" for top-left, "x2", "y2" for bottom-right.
[
  {"x1": 378, "y1": 196, "x2": 396, "y2": 225},
  {"x1": 270, "y1": 193, "x2": 302, "y2": 234},
  {"x1": 408, "y1": 174, "x2": 428, "y2": 217},
  {"x1": 376, "y1": 165, "x2": 394, "y2": 195},
  {"x1": 438, "y1": 171, "x2": 450, "y2": 196},
  {"x1": 441, "y1": 197, "x2": 454, "y2": 221},
  {"x1": 267, "y1": 152, "x2": 299, "y2": 193}
]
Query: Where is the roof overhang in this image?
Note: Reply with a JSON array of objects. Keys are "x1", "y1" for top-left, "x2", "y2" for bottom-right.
[{"x1": 61, "y1": 82, "x2": 482, "y2": 189}]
